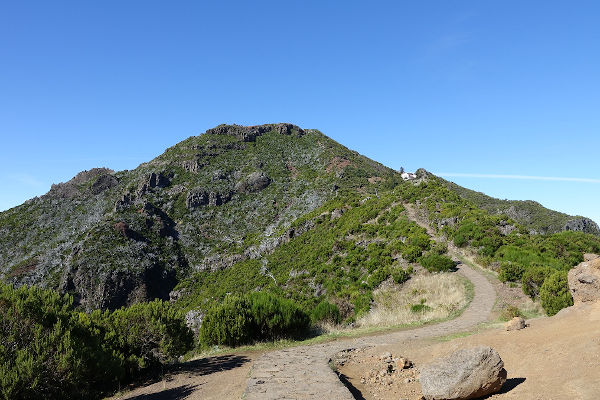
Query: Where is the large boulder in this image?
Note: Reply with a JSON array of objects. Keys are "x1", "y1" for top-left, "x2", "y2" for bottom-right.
[
  {"x1": 568, "y1": 254, "x2": 600, "y2": 304},
  {"x1": 235, "y1": 172, "x2": 271, "y2": 193},
  {"x1": 420, "y1": 346, "x2": 507, "y2": 400}
]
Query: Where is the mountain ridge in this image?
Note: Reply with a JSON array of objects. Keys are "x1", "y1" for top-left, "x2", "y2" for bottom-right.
[{"x1": 1, "y1": 123, "x2": 599, "y2": 318}]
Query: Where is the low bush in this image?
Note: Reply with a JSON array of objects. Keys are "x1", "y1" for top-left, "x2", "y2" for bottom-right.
[
  {"x1": 0, "y1": 284, "x2": 116, "y2": 400},
  {"x1": 96, "y1": 300, "x2": 194, "y2": 374},
  {"x1": 311, "y1": 300, "x2": 341, "y2": 324},
  {"x1": 540, "y1": 271, "x2": 573, "y2": 316},
  {"x1": 391, "y1": 266, "x2": 412, "y2": 284},
  {"x1": 521, "y1": 266, "x2": 553, "y2": 299},
  {"x1": 199, "y1": 292, "x2": 310, "y2": 347},
  {"x1": 0, "y1": 283, "x2": 193, "y2": 400},
  {"x1": 419, "y1": 254, "x2": 455, "y2": 273}
]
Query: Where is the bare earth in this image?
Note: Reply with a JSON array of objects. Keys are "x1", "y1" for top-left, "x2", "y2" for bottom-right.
[
  {"x1": 244, "y1": 261, "x2": 496, "y2": 399},
  {"x1": 108, "y1": 353, "x2": 256, "y2": 400},
  {"x1": 338, "y1": 301, "x2": 600, "y2": 400}
]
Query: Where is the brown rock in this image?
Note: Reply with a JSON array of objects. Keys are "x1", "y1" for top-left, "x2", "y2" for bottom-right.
[
  {"x1": 568, "y1": 254, "x2": 600, "y2": 304},
  {"x1": 505, "y1": 317, "x2": 526, "y2": 331}
]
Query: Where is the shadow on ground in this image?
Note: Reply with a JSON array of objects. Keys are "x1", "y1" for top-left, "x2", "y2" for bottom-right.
[
  {"x1": 481, "y1": 377, "x2": 526, "y2": 398},
  {"x1": 170, "y1": 354, "x2": 250, "y2": 377},
  {"x1": 118, "y1": 355, "x2": 250, "y2": 399},
  {"x1": 127, "y1": 384, "x2": 198, "y2": 400}
]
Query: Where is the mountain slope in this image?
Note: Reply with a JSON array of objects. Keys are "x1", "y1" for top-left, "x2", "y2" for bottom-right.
[
  {"x1": 1, "y1": 123, "x2": 600, "y2": 319},
  {"x1": 0, "y1": 124, "x2": 398, "y2": 310},
  {"x1": 441, "y1": 179, "x2": 599, "y2": 235}
]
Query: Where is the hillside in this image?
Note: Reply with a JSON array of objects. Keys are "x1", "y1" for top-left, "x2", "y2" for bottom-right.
[
  {"x1": 0, "y1": 124, "x2": 399, "y2": 312},
  {"x1": 442, "y1": 179, "x2": 600, "y2": 235},
  {"x1": 1, "y1": 123, "x2": 600, "y2": 322}
]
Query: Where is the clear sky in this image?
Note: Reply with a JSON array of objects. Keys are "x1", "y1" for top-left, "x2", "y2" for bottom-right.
[{"x1": 1, "y1": 1, "x2": 599, "y2": 224}]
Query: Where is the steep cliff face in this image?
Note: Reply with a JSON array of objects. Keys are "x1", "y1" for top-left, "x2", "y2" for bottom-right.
[{"x1": 0, "y1": 124, "x2": 396, "y2": 310}]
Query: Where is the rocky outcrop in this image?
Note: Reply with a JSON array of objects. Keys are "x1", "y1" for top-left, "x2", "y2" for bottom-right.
[
  {"x1": 49, "y1": 168, "x2": 115, "y2": 199},
  {"x1": 90, "y1": 173, "x2": 119, "y2": 195},
  {"x1": 420, "y1": 346, "x2": 507, "y2": 400},
  {"x1": 205, "y1": 123, "x2": 304, "y2": 142},
  {"x1": 564, "y1": 218, "x2": 600, "y2": 235},
  {"x1": 498, "y1": 220, "x2": 517, "y2": 235},
  {"x1": 137, "y1": 171, "x2": 171, "y2": 196},
  {"x1": 568, "y1": 253, "x2": 600, "y2": 304},
  {"x1": 186, "y1": 189, "x2": 232, "y2": 209},
  {"x1": 185, "y1": 309, "x2": 204, "y2": 335},
  {"x1": 234, "y1": 172, "x2": 271, "y2": 193}
]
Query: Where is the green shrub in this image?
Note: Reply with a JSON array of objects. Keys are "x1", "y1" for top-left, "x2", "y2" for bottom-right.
[
  {"x1": 521, "y1": 266, "x2": 553, "y2": 299},
  {"x1": 199, "y1": 292, "x2": 310, "y2": 347},
  {"x1": 498, "y1": 262, "x2": 526, "y2": 283},
  {"x1": 419, "y1": 254, "x2": 455, "y2": 273},
  {"x1": 540, "y1": 271, "x2": 573, "y2": 316},
  {"x1": 199, "y1": 295, "x2": 254, "y2": 347},
  {"x1": 0, "y1": 284, "x2": 118, "y2": 400},
  {"x1": 391, "y1": 266, "x2": 411, "y2": 284},
  {"x1": 401, "y1": 245, "x2": 422, "y2": 263},
  {"x1": 410, "y1": 299, "x2": 432, "y2": 313},
  {"x1": 453, "y1": 233, "x2": 468, "y2": 247},
  {"x1": 431, "y1": 242, "x2": 448, "y2": 255},
  {"x1": 311, "y1": 301, "x2": 341, "y2": 324},
  {"x1": 97, "y1": 300, "x2": 194, "y2": 373},
  {"x1": 246, "y1": 292, "x2": 310, "y2": 340}
]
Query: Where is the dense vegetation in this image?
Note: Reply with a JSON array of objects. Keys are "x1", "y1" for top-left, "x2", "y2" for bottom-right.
[
  {"x1": 0, "y1": 283, "x2": 193, "y2": 400},
  {"x1": 177, "y1": 191, "x2": 434, "y2": 321},
  {"x1": 199, "y1": 291, "x2": 310, "y2": 347},
  {"x1": 397, "y1": 175, "x2": 600, "y2": 315}
]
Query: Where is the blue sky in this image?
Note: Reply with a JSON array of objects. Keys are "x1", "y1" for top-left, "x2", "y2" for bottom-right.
[{"x1": 1, "y1": 1, "x2": 599, "y2": 224}]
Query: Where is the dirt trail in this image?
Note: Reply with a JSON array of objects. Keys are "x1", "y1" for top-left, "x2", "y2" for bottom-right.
[
  {"x1": 244, "y1": 260, "x2": 496, "y2": 399},
  {"x1": 115, "y1": 203, "x2": 497, "y2": 400}
]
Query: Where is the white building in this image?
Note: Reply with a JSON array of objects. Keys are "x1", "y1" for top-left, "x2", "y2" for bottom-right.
[{"x1": 401, "y1": 172, "x2": 417, "y2": 180}]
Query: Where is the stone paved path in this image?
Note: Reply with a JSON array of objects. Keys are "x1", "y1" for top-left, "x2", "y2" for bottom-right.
[{"x1": 244, "y1": 262, "x2": 497, "y2": 399}]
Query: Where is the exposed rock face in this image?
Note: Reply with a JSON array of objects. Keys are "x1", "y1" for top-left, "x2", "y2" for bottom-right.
[
  {"x1": 568, "y1": 254, "x2": 600, "y2": 304},
  {"x1": 420, "y1": 346, "x2": 507, "y2": 400},
  {"x1": 564, "y1": 218, "x2": 600, "y2": 235},
  {"x1": 505, "y1": 316, "x2": 526, "y2": 331},
  {"x1": 50, "y1": 167, "x2": 115, "y2": 199},
  {"x1": 185, "y1": 309, "x2": 204, "y2": 335},
  {"x1": 438, "y1": 217, "x2": 458, "y2": 229},
  {"x1": 498, "y1": 220, "x2": 516, "y2": 235},
  {"x1": 186, "y1": 189, "x2": 232, "y2": 209},
  {"x1": 235, "y1": 172, "x2": 271, "y2": 193},
  {"x1": 206, "y1": 123, "x2": 304, "y2": 142},
  {"x1": 91, "y1": 173, "x2": 119, "y2": 195}
]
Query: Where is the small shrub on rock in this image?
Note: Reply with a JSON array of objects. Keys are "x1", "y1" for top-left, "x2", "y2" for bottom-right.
[
  {"x1": 499, "y1": 305, "x2": 523, "y2": 321},
  {"x1": 540, "y1": 271, "x2": 573, "y2": 316}
]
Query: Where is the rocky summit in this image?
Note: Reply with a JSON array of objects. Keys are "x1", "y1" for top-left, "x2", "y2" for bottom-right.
[{"x1": 0, "y1": 124, "x2": 395, "y2": 310}]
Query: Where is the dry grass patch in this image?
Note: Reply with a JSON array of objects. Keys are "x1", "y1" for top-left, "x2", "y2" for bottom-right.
[{"x1": 357, "y1": 273, "x2": 470, "y2": 328}]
